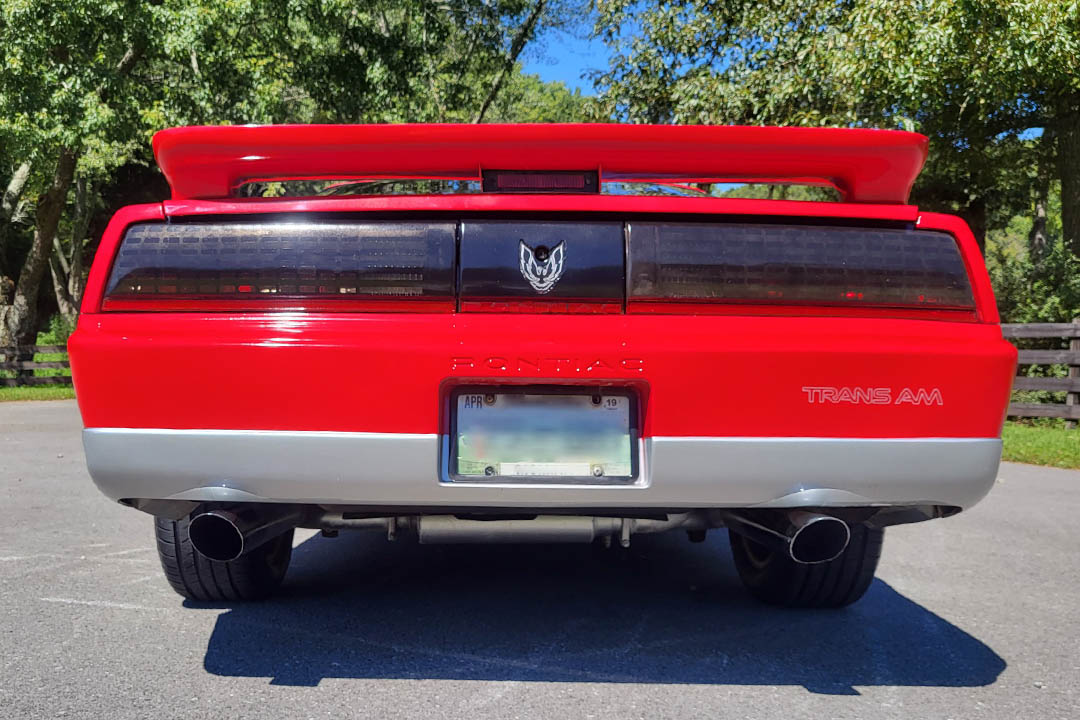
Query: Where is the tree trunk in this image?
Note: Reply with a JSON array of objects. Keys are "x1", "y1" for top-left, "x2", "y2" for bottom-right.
[
  {"x1": 0, "y1": 149, "x2": 76, "y2": 347},
  {"x1": 1, "y1": 162, "x2": 31, "y2": 222},
  {"x1": 962, "y1": 198, "x2": 988, "y2": 254},
  {"x1": 1058, "y1": 109, "x2": 1080, "y2": 258},
  {"x1": 1028, "y1": 171, "x2": 1050, "y2": 264},
  {"x1": 49, "y1": 258, "x2": 79, "y2": 324},
  {"x1": 1, "y1": 161, "x2": 32, "y2": 283},
  {"x1": 1027, "y1": 127, "x2": 1055, "y2": 263},
  {"x1": 50, "y1": 177, "x2": 90, "y2": 325}
]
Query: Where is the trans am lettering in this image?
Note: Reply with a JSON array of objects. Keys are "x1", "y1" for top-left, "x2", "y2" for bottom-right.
[{"x1": 802, "y1": 386, "x2": 943, "y2": 406}]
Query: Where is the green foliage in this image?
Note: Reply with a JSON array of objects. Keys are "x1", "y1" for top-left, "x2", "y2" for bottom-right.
[
  {"x1": 986, "y1": 188, "x2": 1078, "y2": 409},
  {"x1": 987, "y1": 182, "x2": 1080, "y2": 323},
  {"x1": 591, "y1": 0, "x2": 1080, "y2": 247},
  {"x1": 485, "y1": 72, "x2": 593, "y2": 123},
  {"x1": 715, "y1": 184, "x2": 840, "y2": 202},
  {"x1": 37, "y1": 313, "x2": 76, "y2": 346},
  {"x1": 1002, "y1": 422, "x2": 1080, "y2": 469},
  {"x1": 593, "y1": 1, "x2": 1078, "y2": 128},
  {"x1": 0, "y1": 0, "x2": 592, "y2": 186},
  {"x1": 1, "y1": 0, "x2": 591, "y2": 336},
  {"x1": 0, "y1": 0, "x2": 157, "y2": 166},
  {"x1": 988, "y1": 240, "x2": 1080, "y2": 324},
  {"x1": 0, "y1": 1, "x2": 582, "y2": 179}
]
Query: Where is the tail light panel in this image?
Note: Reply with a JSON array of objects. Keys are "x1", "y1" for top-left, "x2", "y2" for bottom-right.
[
  {"x1": 627, "y1": 222, "x2": 975, "y2": 310},
  {"x1": 102, "y1": 221, "x2": 456, "y2": 312},
  {"x1": 97, "y1": 214, "x2": 978, "y2": 318}
]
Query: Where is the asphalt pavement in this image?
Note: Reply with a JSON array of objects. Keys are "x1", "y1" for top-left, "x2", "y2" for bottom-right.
[{"x1": 1, "y1": 400, "x2": 1077, "y2": 719}]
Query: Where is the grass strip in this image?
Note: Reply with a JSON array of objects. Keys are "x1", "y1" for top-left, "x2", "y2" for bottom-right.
[
  {"x1": 0, "y1": 385, "x2": 76, "y2": 402},
  {"x1": 1002, "y1": 421, "x2": 1080, "y2": 469}
]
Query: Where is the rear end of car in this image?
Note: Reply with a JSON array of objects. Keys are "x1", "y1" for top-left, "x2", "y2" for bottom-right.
[{"x1": 69, "y1": 124, "x2": 1017, "y2": 606}]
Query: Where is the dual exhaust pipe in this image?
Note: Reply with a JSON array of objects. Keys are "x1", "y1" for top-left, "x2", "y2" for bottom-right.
[
  {"x1": 722, "y1": 510, "x2": 851, "y2": 564},
  {"x1": 187, "y1": 506, "x2": 851, "y2": 565}
]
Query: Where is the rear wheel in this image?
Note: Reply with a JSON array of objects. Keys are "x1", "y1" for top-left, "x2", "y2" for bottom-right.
[
  {"x1": 154, "y1": 516, "x2": 293, "y2": 601},
  {"x1": 729, "y1": 523, "x2": 883, "y2": 608}
]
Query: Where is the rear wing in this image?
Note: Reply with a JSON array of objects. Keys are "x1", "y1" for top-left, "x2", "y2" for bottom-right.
[{"x1": 152, "y1": 124, "x2": 929, "y2": 204}]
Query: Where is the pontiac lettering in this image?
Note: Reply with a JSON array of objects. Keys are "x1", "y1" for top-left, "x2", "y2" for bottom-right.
[{"x1": 452, "y1": 357, "x2": 645, "y2": 373}]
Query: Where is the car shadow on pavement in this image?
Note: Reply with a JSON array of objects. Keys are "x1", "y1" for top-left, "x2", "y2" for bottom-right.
[{"x1": 197, "y1": 530, "x2": 1005, "y2": 694}]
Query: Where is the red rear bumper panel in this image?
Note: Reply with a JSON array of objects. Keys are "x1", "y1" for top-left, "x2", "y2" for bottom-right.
[{"x1": 70, "y1": 312, "x2": 1015, "y2": 439}]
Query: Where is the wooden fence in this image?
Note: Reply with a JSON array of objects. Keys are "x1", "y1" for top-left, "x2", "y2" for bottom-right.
[
  {"x1": 3, "y1": 322, "x2": 1080, "y2": 427},
  {"x1": 1002, "y1": 320, "x2": 1080, "y2": 428},
  {"x1": 0, "y1": 345, "x2": 71, "y2": 387}
]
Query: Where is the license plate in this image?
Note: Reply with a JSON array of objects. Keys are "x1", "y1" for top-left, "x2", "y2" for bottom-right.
[{"x1": 448, "y1": 388, "x2": 638, "y2": 483}]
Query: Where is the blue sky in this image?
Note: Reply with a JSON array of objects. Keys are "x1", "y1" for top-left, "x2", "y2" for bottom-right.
[{"x1": 521, "y1": 30, "x2": 608, "y2": 95}]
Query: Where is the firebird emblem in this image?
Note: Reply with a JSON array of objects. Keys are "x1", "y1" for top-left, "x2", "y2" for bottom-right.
[{"x1": 519, "y1": 240, "x2": 566, "y2": 294}]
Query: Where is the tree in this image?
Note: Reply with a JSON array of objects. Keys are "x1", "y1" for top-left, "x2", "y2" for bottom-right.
[
  {"x1": 592, "y1": 1, "x2": 1080, "y2": 253},
  {"x1": 1, "y1": 0, "x2": 574, "y2": 344},
  {"x1": 484, "y1": 72, "x2": 592, "y2": 123},
  {"x1": 473, "y1": 0, "x2": 549, "y2": 123},
  {"x1": 986, "y1": 182, "x2": 1080, "y2": 324},
  {"x1": 0, "y1": 0, "x2": 160, "y2": 345}
]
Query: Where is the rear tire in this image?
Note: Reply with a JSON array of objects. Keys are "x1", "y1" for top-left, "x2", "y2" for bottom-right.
[
  {"x1": 729, "y1": 523, "x2": 883, "y2": 608},
  {"x1": 154, "y1": 516, "x2": 293, "y2": 601}
]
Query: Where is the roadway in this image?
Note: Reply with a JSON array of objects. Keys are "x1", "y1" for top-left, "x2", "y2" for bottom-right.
[{"x1": 1, "y1": 400, "x2": 1076, "y2": 718}]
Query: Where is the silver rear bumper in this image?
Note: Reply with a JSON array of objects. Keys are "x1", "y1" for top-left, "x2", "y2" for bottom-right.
[{"x1": 82, "y1": 429, "x2": 1001, "y2": 511}]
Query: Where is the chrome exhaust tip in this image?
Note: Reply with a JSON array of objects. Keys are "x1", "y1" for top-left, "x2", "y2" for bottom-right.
[
  {"x1": 787, "y1": 511, "x2": 851, "y2": 564},
  {"x1": 722, "y1": 510, "x2": 851, "y2": 565},
  {"x1": 189, "y1": 511, "x2": 246, "y2": 561},
  {"x1": 188, "y1": 506, "x2": 303, "y2": 562}
]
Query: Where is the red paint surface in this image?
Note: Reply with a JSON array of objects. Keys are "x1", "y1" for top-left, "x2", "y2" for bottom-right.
[
  {"x1": 70, "y1": 311, "x2": 1015, "y2": 437},
  {"x1": 153, "y1": 124, "x2": 928, "y2": 204},
  {"x1": 72, "y1": 132, "x2": 1016, "y2": 440}
]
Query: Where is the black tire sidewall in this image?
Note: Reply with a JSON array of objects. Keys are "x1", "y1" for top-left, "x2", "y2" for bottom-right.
[
  {"x1": 155, "y1": 516, "x2": 293, "y2": 602},
  {"x1": 728, "y1": 523, "x2": 883, "y2": 608}
]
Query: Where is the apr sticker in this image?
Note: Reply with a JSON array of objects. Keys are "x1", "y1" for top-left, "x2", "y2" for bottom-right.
[{"x1": 802, "y1": 386, "x2": 944, "y2": 406}]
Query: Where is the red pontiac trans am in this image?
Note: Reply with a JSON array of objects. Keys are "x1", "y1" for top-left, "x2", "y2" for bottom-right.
[{"x1": 69, "y1": 124, "x2": 1017, "y2": 607}]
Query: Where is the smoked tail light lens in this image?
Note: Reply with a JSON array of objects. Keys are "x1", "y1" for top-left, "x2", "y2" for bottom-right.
[
  {"x1": 627, "y1": 223, "x2": 975, "y2": 309},
  {"x1": 102, "y1": 221, "x2": 456, "y2": 311},
  {"x1": 102, "y1": 218, "x2": 977, "y2": 315}
]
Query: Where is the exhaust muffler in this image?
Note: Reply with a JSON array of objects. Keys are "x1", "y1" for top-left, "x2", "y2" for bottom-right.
[
  {"x1": 723, "y1": 510, "x2": 850, "y2": 564},
  {"x1": 311, "y1": 512, "x2": 704, "y2": 545},
  {"x1": 188, "y1": 506, "x2": 304, "y2": 561}
]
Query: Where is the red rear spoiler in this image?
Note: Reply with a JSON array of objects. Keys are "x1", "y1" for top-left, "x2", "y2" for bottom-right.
[{"x1": 152, "y1": 124, "x2": 929, "y2": 204}]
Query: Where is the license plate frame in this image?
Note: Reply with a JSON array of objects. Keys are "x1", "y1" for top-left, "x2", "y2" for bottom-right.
[{"x1": 446, "y1": 386, "x2": 640, "y2": 484}]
